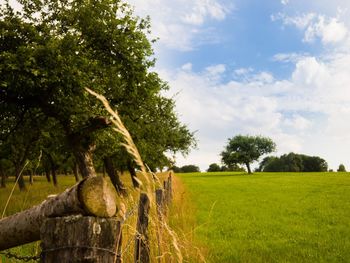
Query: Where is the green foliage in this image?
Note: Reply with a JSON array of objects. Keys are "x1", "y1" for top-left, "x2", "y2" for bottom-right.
[
  {"x1": 172, "y1": 164, "x2": 200, "y2": 173},
  {"x1": 337, "y1": 164, "x2": 346, "y2": 172},
  {"x1": 259, "y1": 153, "x2": 328, "y2": 172},
  {"x1": 178, "y1": 172, "x2": 350, "y2": 262},
  {"x1": 207, "y1": 163, "x2": 221, "y2": 172},
  {"x1": 221, "y1": 135, "x2": 276, "y2": 173},
  {"x1": 0, "y1": 0, "x2": 195, "y2": 176}
]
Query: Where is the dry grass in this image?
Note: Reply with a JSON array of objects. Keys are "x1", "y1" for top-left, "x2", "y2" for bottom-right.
[{"x1": 86, "y1": 88, "x2": 183, "y2": 263}]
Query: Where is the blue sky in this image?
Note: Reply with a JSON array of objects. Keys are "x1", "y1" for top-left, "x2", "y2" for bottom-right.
[{"x1": 127, "y1": 0, "x2": 350, "y2": 171}]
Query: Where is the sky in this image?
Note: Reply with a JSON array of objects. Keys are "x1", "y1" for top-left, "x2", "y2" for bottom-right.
[
  {"x1": 4, "y1": 0, "x2": 350, "y2": 171},
  {"x1": 127, "y1": 0, "x2": 350, "y2": 171}
]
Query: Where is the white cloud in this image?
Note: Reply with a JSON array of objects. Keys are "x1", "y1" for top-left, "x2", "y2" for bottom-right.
[
  {"x1": 272, "y1": 12, "x2": 349, "y2": 45},
  {"x1": 273, "y1": 52, "x2": 309, "y2": 63},
  {"x1": 127, "y1": 0, "x2": 232, "y2": 51},
  {"x1": 281, "y1": 0, "x2": 289, "y2": 6},
  {"x1": 159, "y1": 50, "x2": 350, "y2": 170}
]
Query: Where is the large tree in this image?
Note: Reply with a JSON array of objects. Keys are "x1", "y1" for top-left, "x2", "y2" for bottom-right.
[
  {"x1": 0, "y1": 0, "x2": 195, "y2": 179},
  {"x1": 221, "y1": 135, "x2": 276, "y2": 174}
]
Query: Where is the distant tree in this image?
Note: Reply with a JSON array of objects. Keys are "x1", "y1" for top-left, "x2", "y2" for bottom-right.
[
  {"x1": 181, "y1": 165, "x2": 200, "y2": 173},
  {"x1": 220, "y1": 164, "x2": 246, "y2": 172},
  {"x1": 207, "y1": 163, "x2": 221, "y2": 172},
  {"x1": 337, "y1": 164, "x2": 346, "y2": 172},
  {"x1": 171, "y1": 166, "x2": 182, "y2": 173},
  {"x1": 259, "y1": 152, "x2": 328, "y2": 172},
  {"x1": 221, "y1": 135, "x2": 276, "y2": 174}
]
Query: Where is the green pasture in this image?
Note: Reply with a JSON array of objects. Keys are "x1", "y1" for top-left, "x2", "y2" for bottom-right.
[{"x1": 177, "y1": 172, "x2": 350, "y2": 263}]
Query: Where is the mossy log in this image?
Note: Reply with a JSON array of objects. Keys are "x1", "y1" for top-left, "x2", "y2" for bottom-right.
[{"x1": 0, "y1": 176, "x2": 118, "y2": 251}]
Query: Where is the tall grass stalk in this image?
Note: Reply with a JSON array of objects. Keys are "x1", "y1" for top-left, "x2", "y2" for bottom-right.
[
  {"x1": 86, "y1": 88, "x2": 183, "y2": 263},
  {"x1": 1, "y1": 160, "x2": 29, "y2": 219}
]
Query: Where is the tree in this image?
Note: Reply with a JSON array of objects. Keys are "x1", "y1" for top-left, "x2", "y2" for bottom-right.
[
  {"x1": 259, "y1": 153, "x2": 328, "y2": 172},
  {"x1": 0, "y1": 0, "x2": 195, "y2": 180},
  {"x1": 207, "y1": 163, "x2": 221, "y2": 172},
  {"x1": 180, "y1": 165, "x2": 200, "y2": 173},
  {"x1": 337, "y1": 164, "x2": 346, "y2": 172},
  {"x1": 221, "y1": 135, "x2": 276, "y2": 174}
]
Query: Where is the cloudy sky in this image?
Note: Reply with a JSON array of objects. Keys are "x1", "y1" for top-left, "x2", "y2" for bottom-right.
[{"x1": 126, "y1": 0, "x2": 350, "y2": 171}]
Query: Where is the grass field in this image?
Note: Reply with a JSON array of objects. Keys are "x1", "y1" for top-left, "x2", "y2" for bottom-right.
[{"x1": 176, "y1": 172, "x2": 350, "y2": 263}]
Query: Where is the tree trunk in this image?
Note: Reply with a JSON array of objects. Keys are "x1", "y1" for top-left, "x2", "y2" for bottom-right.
[
  {"x1": 44, "y1": 165, "x2": 51, "y2": 183},
  {"x1": 51, "y1": 166, "x2": 58, "y2": 186},
  {"x1": 29, "y1": 170, "x2": 34, "y2": 185},
  {"x1": 127, "y1": 160, "x2": 140, "y2": 188},
  {"x1": 73, "y1": 162, "x2": 80, "y2": 182},
  {"x1": 0, "y1": 166, "x2": 6, "y2": 188},
  {"x1": 44, "y1": 151, "x2": 58, "y2": 186},
  {"x1": 0, "y1": 176, "x2": 118, "y2": 250},
  {"x1": 246, "y1": 162, "x2": 252, "y2": 174},
  {"x1": 103, "y1": 157, "x2": 127, "y2": 196},
  {"x1": 73, "y1": 147, "x2": 96, "y2": 178},
  {"x1": 15, "y1": 165, "x2": 26, "y2": 191},
  {"x1": 41, "y1": 216, "x2": 122, "y2": 263}
]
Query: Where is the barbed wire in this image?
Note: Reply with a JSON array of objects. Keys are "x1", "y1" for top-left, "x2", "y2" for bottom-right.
[{"x1": 121, "y1": 203, "x2": 139, "y2": 224}]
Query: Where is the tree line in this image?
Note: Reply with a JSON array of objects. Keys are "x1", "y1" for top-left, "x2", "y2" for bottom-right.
[{"x1": 0, "y1": 0, "x2": 195, "y2": 192}]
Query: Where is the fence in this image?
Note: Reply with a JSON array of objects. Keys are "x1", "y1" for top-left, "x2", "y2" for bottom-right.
[{"x1": 0, "y1": 173, "x2": 173, "y2": 262}]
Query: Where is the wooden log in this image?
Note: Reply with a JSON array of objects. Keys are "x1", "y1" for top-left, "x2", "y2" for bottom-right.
[
  {"x1": 134, "y1": 193, "x2": 150, "y2": 263},
  {"x1": 0, "y1": 176, "x2": 118, "y2": 251},
  {"x1": 40, "y1": 215, "x2": 122, "y2": 263}
]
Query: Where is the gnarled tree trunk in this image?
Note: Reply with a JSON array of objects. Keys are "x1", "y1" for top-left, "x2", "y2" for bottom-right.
[
  {"x1": 246, "y1": 162, "x2": 252, "y2": 174},
  {"x1": 73, "y1": 145, "x2": 96, "y2": 178},
  {"x1": 103, "y1": 157, "x2": 127, "y2": 196}
]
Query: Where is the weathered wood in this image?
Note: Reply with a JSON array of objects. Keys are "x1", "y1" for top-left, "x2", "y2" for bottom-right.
[
  {"x1": 0, "y1": 176, "x2": 118, "y2": 250},
  {"x1": 134, "y1": 193, "x2": 150, "y2": 263},
  {"x1": 155, "y1": 189, "x2": 164, "y2": 218},
  {"x1": 41, "y1": 216, "x2": 122, "y2": 263},
  {"x1": 167, "y1": 175, "x2": 173, "y2": 203}
]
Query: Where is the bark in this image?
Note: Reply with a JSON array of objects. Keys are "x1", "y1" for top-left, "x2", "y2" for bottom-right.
[
  {"x1": 15, "y1": 165, "x2": 26, "y2": 191},
  {"x1": 73, "y1": 147, "x2": 96, "y2": 178},
  {"x1": 0, "y1": 167, "x2": 6, "y2": 188},
  {"x1": 0, "y1": 176, "x2": 118, "y2": 250},
  {"x1": 73, "y1": 162, "x2": 80, "y2": 182},
  {"x1": 41, "y1": 216, "x2": 122, "y2": 263},
  {"x1": 43, "y1": 151, "x2": 58, "y2": 186},
  {"x1": 29, "y1": 171, "x2": 34, "y2": 185},
  {"x1": 103, "y1": 157, "x2": 127, "y2": 196},
  {"x1": 44, "y1": 165, "x2": 51, "y2": 183},
  {"x1": 246, "y1": 162, "x2": 252, "y2": 174},
  {"x1": 127, "y1": 160, "x2": 140, "y2": 188}
]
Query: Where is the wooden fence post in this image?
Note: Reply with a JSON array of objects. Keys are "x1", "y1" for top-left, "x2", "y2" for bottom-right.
[
  {"x1": 0, "y1": 176, "x2": 118, "y2": 251},
  {"x1": 167, "y1": 175, "x2": 173, "y2": 203},
  {"x1": 134, "y1": 193, "x2": 150, "y2": 263},
  {"x1": 40, "y1": 215, "x2": 122, "y2": 263},
  {"x1": 155, "y1": 189, "x2": 164, "y2": 218}
]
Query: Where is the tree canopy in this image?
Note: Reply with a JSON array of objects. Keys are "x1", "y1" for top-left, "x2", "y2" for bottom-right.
[
  {"x1": 258, "y1": 153, "x2": 328, "y2": 172},
  {"x1": 0, "y1": 0, "x2": 195, "y2": 189},
  {"x1": 221, "y1": 135, "x2": 276, "y2": 174}
]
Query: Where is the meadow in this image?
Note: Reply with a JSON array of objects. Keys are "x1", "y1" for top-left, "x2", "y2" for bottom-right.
[
  {"x1": 1, "y1": 172, "x2": 350, "y2": 262},
  {"x1": 176, "y1": 172, "x2": 350, "y2": 263}
]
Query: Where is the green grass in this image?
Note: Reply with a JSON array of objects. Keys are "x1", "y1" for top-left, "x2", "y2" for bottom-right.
[{"x1": 177, "y1": 172, "x2": 350, "y2": 263}]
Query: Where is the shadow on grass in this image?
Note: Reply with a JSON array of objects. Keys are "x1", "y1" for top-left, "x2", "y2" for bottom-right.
[{"x1": 178, "y1": 172, "x2": 248, "y2": 178}]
